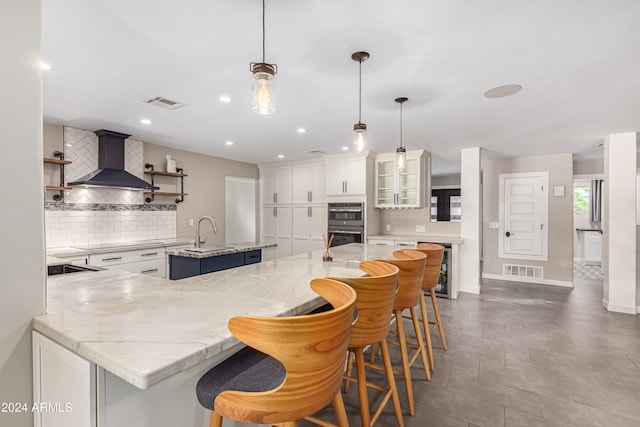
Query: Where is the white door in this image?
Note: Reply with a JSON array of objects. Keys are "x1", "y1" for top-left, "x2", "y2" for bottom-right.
[
  {"x1": 326, "y1": 159, "x2": 346, "y2": 195},
  {"x1": 292, "y1": 164, "x2": 311, "y2": 204},
  {"x1": 345, "y1": 157, "x2": 366, "y2": 195},
  {"x1": 499, "y1": 172, "x2": 548, "y2": 261},
  {"x1": 292, "y1": 205, "x2": 311, "y2": 254},
  {"x1": 309, "y1": 206, "x2": 327, "y2": 252},
  {"x1": 276, "y1": 205, "x2": 293, "y2": 258}
]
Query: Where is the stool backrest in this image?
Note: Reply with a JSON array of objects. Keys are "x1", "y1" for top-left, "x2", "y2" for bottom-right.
[
  {"x1": 379, "y1": 249, "x2": 427, "y2": 309},
  {"x1": 415, "y1": 243, "x2": 445, "y2": 290},
  {"x1": 215, "y1": 278, "x2": 357, "y2": 424},
  {"x1": 330, "y1": 260, "x2": 400, "y2": 348}
]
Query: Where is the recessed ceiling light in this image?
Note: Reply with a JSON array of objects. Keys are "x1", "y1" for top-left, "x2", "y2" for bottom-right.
[
  {"x1": 225, "y1": 141, "x2": 234, "y2": 146},
  {"x1": 483, "y1": 84, "x2": 522, "y2": 98},
  {"x1": 41, "y1": 62, "x2": 54, "y2": 71},
  {"x1": 342, "y1": 146, "x2": 349, "y2": 151},
  {"x1": 140, "y1": 119, "x2": 152, "y2": 125},
  {"x1": 219, "y1": 95, "x2": 232, "y2": 103},
  {"x1": 278, "y1": 154, "x2": 285, "y2": 159},
  {"x1": 297, "y1": 128, "x2": 306, "y2": 134}
]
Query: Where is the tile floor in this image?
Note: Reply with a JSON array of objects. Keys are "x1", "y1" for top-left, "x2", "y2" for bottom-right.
[{"x1": 304, "y1": 277, "x2": 640, "y2": 427}]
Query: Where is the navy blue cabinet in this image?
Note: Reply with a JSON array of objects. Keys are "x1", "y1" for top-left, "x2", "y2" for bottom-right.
[{"x1": 170, "y1": 250, "x2": 262, "y2": 280}]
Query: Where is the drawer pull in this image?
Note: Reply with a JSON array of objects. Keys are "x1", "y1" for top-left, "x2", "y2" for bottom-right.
[
  {"x1": 141, "y1": 268, "x2": 159, "y2": 274},
  {"x1": 102, "y1": 257, "x2": 122, "y2": 261},
  {"x1": 141, "y1": 252, "x2": 159, "y2": 257}
]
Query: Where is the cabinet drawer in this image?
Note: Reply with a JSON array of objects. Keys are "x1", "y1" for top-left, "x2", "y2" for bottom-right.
[
  {"x1": 244, "y1": 249, "x2": 262, "y2": 265},
  {"x1": 201, "y1": 253, "x2": 244, "y2": 274},
  {"x1": 100, "y1": 258, "x2": 165, "y2": 277},
  {"x1": 367, "y1": 239, "x2": 395, "y2": 246},
  {"x1": 89, "y1": 248, "x2": 165, "y2": 266}
]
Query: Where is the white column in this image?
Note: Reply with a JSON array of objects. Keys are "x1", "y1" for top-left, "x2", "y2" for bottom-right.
[
  {"x1": 603, "y1": 132, "x2": 637, "y2": 314},
  {"x1": 459, "y1": 147, "x2": 481, "y2": 295}
]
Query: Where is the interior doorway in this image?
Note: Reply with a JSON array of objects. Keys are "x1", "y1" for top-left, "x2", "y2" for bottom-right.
[{"x1": 572, "y1": 178, "x2": 604, "y2": 281}]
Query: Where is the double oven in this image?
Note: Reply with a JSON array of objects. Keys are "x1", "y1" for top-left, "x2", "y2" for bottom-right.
[{"x1": 327, "y1": 202, "x2": 364, "y2": 247}]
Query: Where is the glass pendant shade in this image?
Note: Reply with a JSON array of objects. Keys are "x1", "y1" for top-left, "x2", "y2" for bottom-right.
[
  {"x1": 252, "y1": 68, "x2": 275, "y2": 115},
  {"x1": 354, "y1": 123, "x2": 367, "y2": 152},
  {"x1": 396, "y1": 146, "x2": 406, "y2": 170}
]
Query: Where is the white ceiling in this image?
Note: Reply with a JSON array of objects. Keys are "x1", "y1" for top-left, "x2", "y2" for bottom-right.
[{"x1": 42, "y1": 1, "x2": 640, "y2": 175}]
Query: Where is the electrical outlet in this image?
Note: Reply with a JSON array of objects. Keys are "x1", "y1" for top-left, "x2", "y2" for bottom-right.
[
  {"x1": 416, "y1": 225, "x2": 426, "y2": 233},
  {"x1": 386, "y1": 224, "x2": 391, "y2": 232},
  {"x1": 189, "y1": 219, "x2": 194, "y2": 226}
]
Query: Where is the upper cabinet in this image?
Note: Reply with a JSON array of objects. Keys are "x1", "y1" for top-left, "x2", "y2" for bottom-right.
[
  {"x1": 260, "y1": 165, "x2": 292, "y2": 205},
  {"x1": 326, "y1": 154, "x2": 368, "y2": 196},
  {"x1": 375, "y1": 150, "x2": 430, "y2": 208},
  {"x1": 292, "y1": 162, "x2": 325, "y2": 204}
]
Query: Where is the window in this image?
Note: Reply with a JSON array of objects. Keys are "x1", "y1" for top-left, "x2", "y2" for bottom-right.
[
  {"x1": 574, "y1": 185, "x2": 589, "y2": 215},
  {"x1": 431, "y1": 188, "x2": 461, "y2": 222}
]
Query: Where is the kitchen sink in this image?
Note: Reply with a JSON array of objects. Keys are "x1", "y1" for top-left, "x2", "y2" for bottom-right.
[{"x1": 184, "y1": 246, "x2": 233, "y2": 253}]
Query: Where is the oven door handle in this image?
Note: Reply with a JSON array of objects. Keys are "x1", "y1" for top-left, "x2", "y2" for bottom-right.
[
  {"x1": 329, "y1": 230, "x2": 362, "y2": 235},
  {"x1": 328, "y1": 208, "x2": 363, "y2": 212}
]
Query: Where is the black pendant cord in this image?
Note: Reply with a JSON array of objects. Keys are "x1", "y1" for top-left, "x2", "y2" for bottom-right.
[
  {"x1": 399, "y1": 101, "x2": 403, "y2": 149},
  {"x1": 262, "y1": 0, "x2": 266, "y2": 63},
  {"x1": 358, "y1": 59, "x2": 362, "y2": 124}
]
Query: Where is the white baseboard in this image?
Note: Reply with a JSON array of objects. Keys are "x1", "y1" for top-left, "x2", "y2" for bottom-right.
[
  {"x1": 482, "y1": 273, "x2": 574, "y2": 288},
  {"x1": 602, "y1": 298, "x2": 638, "y2": 314}
]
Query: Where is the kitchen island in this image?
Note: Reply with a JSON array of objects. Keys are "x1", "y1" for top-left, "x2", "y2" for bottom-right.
[{"x1": 33, "y1": 243, "x2": 399, "y2": 427}]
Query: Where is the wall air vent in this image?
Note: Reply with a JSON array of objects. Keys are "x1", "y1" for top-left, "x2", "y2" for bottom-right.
[
  {"x1": 306, "y1": 149, "x2": 325, "y2": 154},
  {"x1": 503, "y1": 263, "x2": 543, "y2": 279},
  {"x1": 143, "y1": 96, "x2": 186, "y2": 110}
]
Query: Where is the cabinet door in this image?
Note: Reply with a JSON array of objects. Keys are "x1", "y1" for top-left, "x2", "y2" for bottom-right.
[
  {"x1": 260, "y1": 167, "x2": 277, "y2": 204},
  {"x1": 309, "y1": 206, "x2": 327, "y2": 251},
  {"x1": 292, "y1": 206, "x2": 311, "y2": 254},
  {"x1": 261, "y1": 206, "x2": 277, "y2": 244},
  {"x1": 326, "y1": 159, "x2": 346, "y2": 195},
  {"x1": 397, "y1": 157, "x2": 420, "y2": 207},
  {"x1": 276, "y1": 165, "x2": 293, "y2": 204},
  {"x1": 275, "y1": 205, "x2": 292, "y2": 258},
  {"x1": 345, "y1": 157, "x2": 366, "y2": 195},
  {"x1": 376, "y1": 157, "x2": 396, "y2": 207},
  {"x1": 310, "y1": 162, "x2": 326, "y2": 203},
  {"x1": 292, "y1": 164, "x2": 311, "y2": 204}
]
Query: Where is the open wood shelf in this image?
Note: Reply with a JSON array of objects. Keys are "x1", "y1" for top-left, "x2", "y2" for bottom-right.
[
  {"x1": 144, "y1": 192, "x2": 189, "y2": 196},
  {"x1": 46, "y1": 185, "x2": 72, "y2": 191},
  {"x1": 144, "y1": 171, "x2": 188, "y2": 177},
  {"x1": 44, "y1": 157, "x2": 72, "y2": 165}
]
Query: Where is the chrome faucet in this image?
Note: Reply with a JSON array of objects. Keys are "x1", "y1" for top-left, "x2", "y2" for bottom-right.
[{"x1": 195, "y1": 216, "x2": 217, "y2": 248}]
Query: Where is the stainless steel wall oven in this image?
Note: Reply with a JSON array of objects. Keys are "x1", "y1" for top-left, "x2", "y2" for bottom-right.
[{"x1": 327, "y1": 202, "x2": 364, "y2": 247}]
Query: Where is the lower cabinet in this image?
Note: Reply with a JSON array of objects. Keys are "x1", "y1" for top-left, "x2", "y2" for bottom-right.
[
  {"x1": 89, "y1": 248, "x2": 166, "y2": 278},
  {"x1": 169, "y1": 250, "x2": 262, "y2": 280}
]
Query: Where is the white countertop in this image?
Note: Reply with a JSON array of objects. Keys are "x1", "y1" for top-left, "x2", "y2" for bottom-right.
[
  {"x1": 34, "y1": 244, "x2": 399, "y2": 390},
  {"x1": 166, "y1": 242, "x2": 276, "y2": 258},
  {"x1": 47, "y1": 238, "x2": 195, "y2": 258},
  {"x1": 367, "y1": 234, "x2": 464, "y2": 245}
]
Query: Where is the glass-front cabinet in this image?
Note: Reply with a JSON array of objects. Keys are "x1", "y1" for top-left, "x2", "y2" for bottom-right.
[{"x1": 375, "y1": 150, "x2": 430, "y2": 208}]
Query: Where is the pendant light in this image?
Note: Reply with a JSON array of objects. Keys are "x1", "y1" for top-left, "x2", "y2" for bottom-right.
[
  {"x1": 351, "y1": 51, "x2": 369, "y2": 152},
  {"x1": 395, "y1": 97, "x2": 408, "y2": 170},
  {"x1": 250, "y1": 0, "x2": 277, "y2": 115}
]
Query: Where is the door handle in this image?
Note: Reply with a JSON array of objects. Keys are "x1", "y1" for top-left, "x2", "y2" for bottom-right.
[{"x1": 505, "y1": 231, "x2": 511, "y2": 237}]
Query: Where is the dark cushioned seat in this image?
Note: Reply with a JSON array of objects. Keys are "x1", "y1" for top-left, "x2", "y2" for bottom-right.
[{"x1": 196, "y1": 346, "x2": 285, "y2": 410}]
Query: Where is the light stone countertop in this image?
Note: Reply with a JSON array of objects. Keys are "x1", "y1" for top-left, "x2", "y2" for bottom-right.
[
  {"x1": 34, "y1": 244, "x2": 398, "y2": 390},
  {"x1": 47, "y1": 238, "x2": 195, "y2": 258},
  {"x1": 165, "y1": 242, "x2": 277, "y2": 258},
  {"x1": 367, "y1": 234, "x2": 464, "y2": 245}
]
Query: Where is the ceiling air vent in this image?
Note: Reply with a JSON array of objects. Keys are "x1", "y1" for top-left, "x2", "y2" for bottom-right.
[
  {"x1": 306, "y1": 149, "x2": 325, "y2": 154},
  {"x1": 143, "y1": 96, "x2": 186, "y2": 110}
]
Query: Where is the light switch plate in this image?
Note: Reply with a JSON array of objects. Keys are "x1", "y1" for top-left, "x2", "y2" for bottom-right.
[
  {"x1": 416, "y1": 225, "x2": 426, "y2": 232},
  {"x1": 386, "y1": 224, "x2": 391, "y2": 232}
]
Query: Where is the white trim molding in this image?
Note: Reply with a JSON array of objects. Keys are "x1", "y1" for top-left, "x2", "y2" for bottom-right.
[
  {"x1": 482, "y1": 273, "x2": 573, "y2": 288},
  {"x1": 601, "y1": 298, "x2": 638, "y2": 315}
]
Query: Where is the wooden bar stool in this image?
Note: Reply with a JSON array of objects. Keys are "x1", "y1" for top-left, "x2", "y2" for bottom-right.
[
  {"x1": 330, "y1": 260, "x2": 404, "y2": 427},
  {"x1": 413, "y1": 243, "x2": 447, "y2": 371},
  {"x1": 377, "y1": 249, "x2": 430, "y2": 416},
  {"x1": 196, "y1": 278, "x2": 357, "y2": 427}
]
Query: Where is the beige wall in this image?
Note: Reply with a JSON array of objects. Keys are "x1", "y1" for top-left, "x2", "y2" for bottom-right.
[
  {"x1": 483, "y1": 153, "x2": 574, "y2": 282},
  {"x1": 143, "y1": 144, "x2": 259, "y2": 244},
  {"x1": 573, "y1": 158, "x2": 603, "y2": 175},
  {"x1": 432, "y1": 174, "x2": 461, "y2": 187},
  {"x1": 1, "y1": 2, "x2": 46, "y2": 426}
]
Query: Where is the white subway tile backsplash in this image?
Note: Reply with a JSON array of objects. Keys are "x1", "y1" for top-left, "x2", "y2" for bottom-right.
[{"x1": 45, "y1": 209, "x2": 176, "y2": 248}]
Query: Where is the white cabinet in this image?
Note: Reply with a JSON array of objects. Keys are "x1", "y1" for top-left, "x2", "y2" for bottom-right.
[
  {"x1": 293, "y1": 205, "x2": 327, "y2": 254},
  {"x1": 33, "y1": 331, "x2": 96, "y2": 427},
  {"x1": 89, "y1": 248, "x2": 166, "y2": 278},
  {"x1": 292, "y1": 162, "x2": 325, "y2": 204},
  {"x1": 584, "y1": 231, "x2": 602, "y2": 265},
  {"x1": 262, "y1": 205, "x2": 292, "y2": 258},
  {"x1": 375, "y1": 150, "x2": 429, "y2": 208},
  {"x1": 326, "y1": 156, "x2": 367, "y2": 196},
  {"x1": 367, "y1": 238, "x2": 417, "y2": 248},
  {"x1": 260, "y1": 165, "x2": 292, "y2": 205}
]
